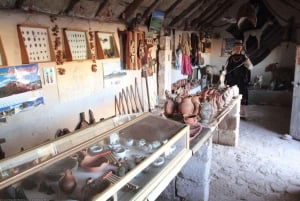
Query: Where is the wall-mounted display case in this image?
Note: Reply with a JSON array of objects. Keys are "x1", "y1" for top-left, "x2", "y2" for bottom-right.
[{"x1": 0, "y1": 113, "x2": 191, "y2": 201}]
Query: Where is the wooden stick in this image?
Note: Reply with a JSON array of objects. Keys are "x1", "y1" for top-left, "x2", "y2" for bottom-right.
[{"x1": 135, "y1": 77, "x2": 144, "y2": 112}]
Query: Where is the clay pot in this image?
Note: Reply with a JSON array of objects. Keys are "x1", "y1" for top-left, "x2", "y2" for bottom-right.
[
  {"x1": 164, "y1": 98, "x2": 175, "y2": 117},
  {"x1": 183, "y1": 114, "x2": 199, "y2": 125},
  {"x1": 180, "y1": 96, "x2": 194, "y2": 115},
  {"x1": 189, "y1": 123, "x2": 202, "y2": 141},
  {"x1": 80, "y1": 150, "x2": 110, "y2": 172},
  {"x1": 59, "y1": 169, "x2": 77, "y2": 194}
]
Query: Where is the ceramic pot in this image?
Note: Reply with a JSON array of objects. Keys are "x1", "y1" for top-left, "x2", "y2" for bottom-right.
[
  {"x1": 183, "y1": 114, "x2": 199, "y2": 125},
  {"x1": 80, "y1": 150, "x2": 110, "y2": 172},
  {"x1": 180, "y1": 96, "x2": 194, "y2": 115},
  {"x1": 59, "y1": 169, "x2": 77, "y2": 194},
  {"x1": 164, "y1": 98, "x2": 175, "y2": 117}
]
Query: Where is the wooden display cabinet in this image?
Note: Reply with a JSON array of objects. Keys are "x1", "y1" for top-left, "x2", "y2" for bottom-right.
[{"x1": 0, "y1": 113, "x2": 191, "y2": 201}]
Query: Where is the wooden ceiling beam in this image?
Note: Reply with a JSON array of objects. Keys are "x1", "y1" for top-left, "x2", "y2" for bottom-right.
[
  {"x1": 94, "y1": 0, "x2": 110, "y2": 17},
  {"x1": 63, "y1": 0, "x2": 80, "y2": 14},
  {"x1": 169, "y1": 0, "x2": 203, "y2": 27},
  {"x1": 123, "y1": 0, "x2": 145, "y2": 20},
  {"x1": 190, "y1": 0, "x2": 220, "y2": 27},
  {"x1": 164, "y1": 0, "x2": 184, "y2": 17},
  {"x1": 142, "y1": 0, "x2": 162, "y2": 20},
  {"x1": 279, "y1": 0, "x2": 300, "y2": 13},
  {"x1": 199, "y1": 0, "x2": 234, "y2": 29}
]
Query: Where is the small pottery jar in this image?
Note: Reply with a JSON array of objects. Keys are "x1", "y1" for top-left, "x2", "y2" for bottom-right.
[
  {"x1": 59, "y1": 169, "x2": 77, "y2": 194},
  {"x1": 180, "y1": 96, "x2": 194, "y2": 115},
  {"x1": 164, "y1": 98, "x2": 175, "y2": 117}
]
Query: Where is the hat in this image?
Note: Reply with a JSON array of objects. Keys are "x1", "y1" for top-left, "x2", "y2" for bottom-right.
[{"x1": 233, "y1": 39, "x2": 243, "y2": 45}]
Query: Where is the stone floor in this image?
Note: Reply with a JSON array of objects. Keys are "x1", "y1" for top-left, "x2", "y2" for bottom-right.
[{"x1": 209, "y1": 105, "x2": 300, "y2": 201}]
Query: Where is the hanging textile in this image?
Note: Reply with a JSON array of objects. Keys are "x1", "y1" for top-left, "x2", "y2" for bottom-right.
[{"x1": 181, "y1": 32, "x2": 192, "y2": 75}]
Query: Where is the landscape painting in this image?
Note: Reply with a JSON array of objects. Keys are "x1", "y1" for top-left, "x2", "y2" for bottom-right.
[
  {"x1": 103, "y1": 61, "x2": 126, "y2": 88},
  {"x1": 0, "y1": 64, "x2": 44, "y2": 119}
]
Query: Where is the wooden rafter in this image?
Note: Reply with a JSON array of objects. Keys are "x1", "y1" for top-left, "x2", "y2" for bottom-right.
[
  {"x1": 142, "y1": 0, "x2": 162, "y2": 20},
  {"x1": 280, "y1": 0, "x2": 300, "y2": 13},
  {"x1": 199, "y1": 0, "x2": 234, "y2": 29},
  {"x1": 123, "y1": 0, "x2": 145, "y2": 20},
  {"x1": 169, "y1": 0, "x2": 204, "y2": 27},
  {"x1": 64, "y1": 0, "x2": 80, "y2": 14},
  {"x1": 190, "y1": 0, "x2": 220, "y2": 27},
  {"x1": 94, "y1": 0, "x2": 110, "y2": 17},
  {"x1": 164, "y1": 0, "x2": 184, "y2": 17}
]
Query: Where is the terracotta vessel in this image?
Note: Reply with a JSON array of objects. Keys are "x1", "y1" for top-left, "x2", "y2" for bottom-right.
[
  {"x1": 180, "y1": 96, "x2": 194, "y2": 115},
  {"x1": 80, "y1": 150, "x2": 110, "y2": 172},
  {"x1": 59, "y1": 169, "x2": 77, "y2": 194},
  {"x1": 164, "y1": 98, "x2": 175, "y2": 117},
  {"x1": 183, "y1": 114, "x2": 199, "y2": 126}
]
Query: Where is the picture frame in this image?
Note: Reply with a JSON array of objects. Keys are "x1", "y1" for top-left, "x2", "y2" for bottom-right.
[
  {"x1": 0, "y1": 36, "x2": 7, "y2": 67},
  {"x1": 95, "y1": 31, "x2": 119, "y2": 59},
  {"x1": 221, "y1": 38, "x2": 235, "y2": 57},
  {"x1": 63, "y1": 29, "x2": 90, "y2": 61},
  {"x1": 17, "y1": 24, "x2": 54, "y2": 64}
]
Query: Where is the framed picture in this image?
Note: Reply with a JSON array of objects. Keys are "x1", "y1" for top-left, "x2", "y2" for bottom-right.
[
  {"x1": 0, "y1": 36, "x2": 7, "y2": 67},
  {"x1": 95, "y1": 32, "x2": 119, "y2": 59},
  {"x1": 17, "y1": 24, "x2": 54, "y2": 64},
  {"x1": 221, "y1": 38, "x2": 235, "y2": 57},
  {"x1": 102, "y1": 61, "x2": 126, "y2": 88},
  {"x1": 63, "y1": 29, "x2": 89, "y2": 61},
  {"x1": 149, "y1": 10, "x2": 164, "y2": 33}
]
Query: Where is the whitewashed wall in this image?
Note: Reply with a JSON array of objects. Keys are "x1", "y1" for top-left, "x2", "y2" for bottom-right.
[{"x1": 0, "y1": 10, "x2": 152, "y2": 156}]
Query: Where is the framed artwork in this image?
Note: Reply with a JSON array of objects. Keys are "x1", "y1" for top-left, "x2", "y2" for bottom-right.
[
  {"x1": 102, "y1": 61, "x2": 126, "y2": 88},
  {"x1": 95, "y1": 32, "x2": 119, "y2": 59},
  {"x1": 0, "y1": 36, "x2": 7, "y2": 67},
  {"x1": 149, "y1": 10, "x2": 164, "y2": 33},
  {"x1": 221, "y1": 38, "x2": 235, "y2": 57},
  {"x1": 17, "y1": 24, "x2": 54, "y2": 64},
  {"x1": 63, "y1": 29, "x2": 89, "y2": 61}
]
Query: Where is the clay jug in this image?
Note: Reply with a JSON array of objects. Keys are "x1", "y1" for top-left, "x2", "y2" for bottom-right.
[
  {"x1": 180, "y1": 96, "x2": 194, "y2": 115},
  {"x1": 164, "y1": 98, "x2": 175, "y2": 117},
  {"x1": 59, "y1": 169, "x2": 77, "y2": 194}
]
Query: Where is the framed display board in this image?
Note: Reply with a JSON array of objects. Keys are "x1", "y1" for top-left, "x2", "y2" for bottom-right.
[
  {"x1": 0, "y1": 36, "x2": 7, "y2": 66},
  {"x1": 63, "y1": 29, "x2": 90, "y2": 61},
  {"x1": 95, "y1": 31, "x2": 119, "y2": 59},
  {"x1": 17, "y1": 24, "x2": 54, "y2": 64}
]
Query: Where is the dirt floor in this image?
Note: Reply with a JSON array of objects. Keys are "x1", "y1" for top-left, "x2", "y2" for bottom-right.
[{"x1": 209, "y1": 104, "x2": 300, "y2": 201}]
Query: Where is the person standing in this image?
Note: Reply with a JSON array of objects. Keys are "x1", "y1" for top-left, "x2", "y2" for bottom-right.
[{"x1": 224, "y1": 40, "x2": 253, "y2": 118}]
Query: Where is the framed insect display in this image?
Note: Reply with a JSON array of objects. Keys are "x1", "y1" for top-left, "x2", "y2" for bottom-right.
[
  {"x1": 63, "y1": 29, "x2": 90, "y2": 61},
  {"x1": 17, "y1": 25, "x2": 54, "y2": 64},
  {"x1": 95, "y1": 32, "x2": 119, "y2": 59}
]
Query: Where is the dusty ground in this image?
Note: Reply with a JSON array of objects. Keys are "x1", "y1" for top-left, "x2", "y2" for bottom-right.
[{"x1": 209, "y1": 105, "x2": 300, "y2": 201}]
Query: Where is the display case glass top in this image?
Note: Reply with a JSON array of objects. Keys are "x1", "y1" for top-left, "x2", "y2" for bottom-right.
[{"x1": 0, "y1": 113, "x2": 190, "y2": 201}]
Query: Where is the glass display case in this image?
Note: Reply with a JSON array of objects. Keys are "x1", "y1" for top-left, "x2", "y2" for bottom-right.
[{"x1": 0, "y1": 113, "x2": 191, "y2": 201}]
